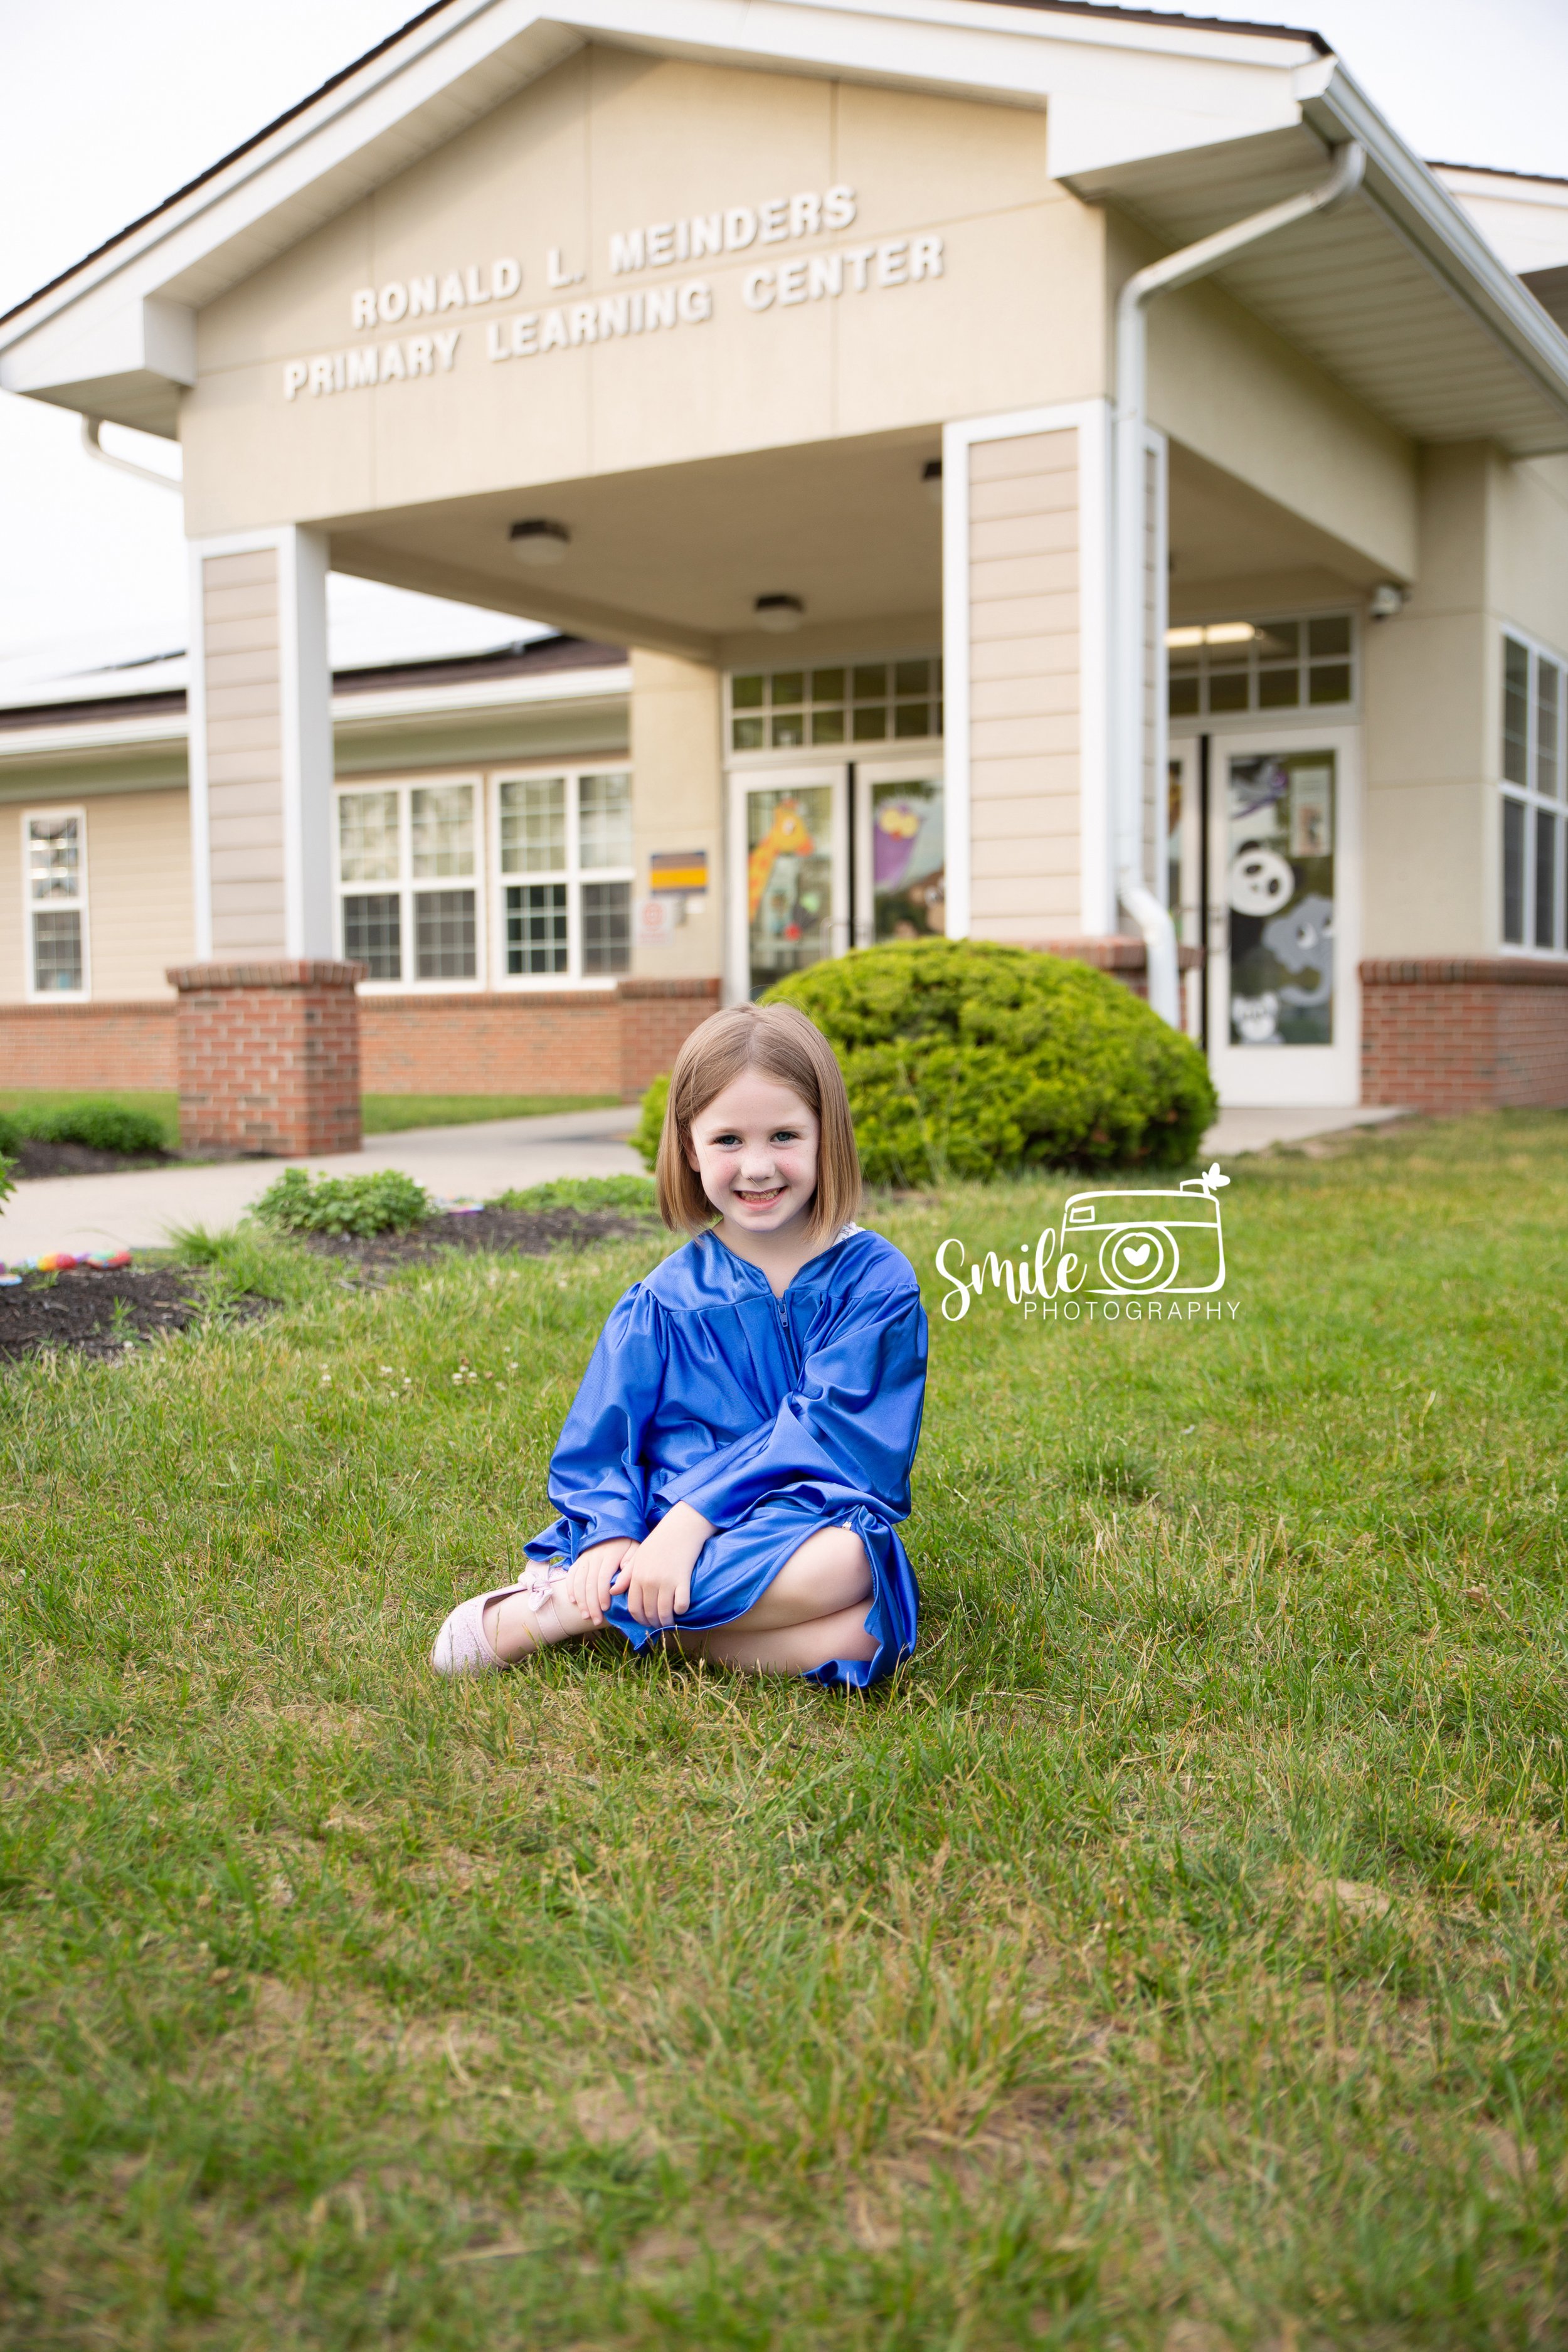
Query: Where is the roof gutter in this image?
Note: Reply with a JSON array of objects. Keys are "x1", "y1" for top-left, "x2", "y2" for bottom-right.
[
  {"x1": 81, "y1": 416, "x2": 183, "y2": 494},
  {"x1": 1111, "y1": 134, "x2": 1365, "y2": 1028},
  {"x1": 1297, "y1": 61, "x2": 1568, "y2": 418}
]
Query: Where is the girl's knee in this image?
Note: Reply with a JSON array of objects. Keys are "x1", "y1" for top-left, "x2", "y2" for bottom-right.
[{"x1": 783, "y1": 1524, "x2": 871, "y2": 1609}]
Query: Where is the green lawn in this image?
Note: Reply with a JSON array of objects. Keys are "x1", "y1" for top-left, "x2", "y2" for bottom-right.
[
  {"x1": 360, "y1": 1094, "x2": 621, "y2": 1134},
  {"x1": 1, "y1": 1114, "x2": 1565, "y2": 2348},
  {"x1": 0, "y1": 1092, "x2": 621, "y2": 1150}
]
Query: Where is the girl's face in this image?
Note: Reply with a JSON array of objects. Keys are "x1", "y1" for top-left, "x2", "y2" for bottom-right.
[{"x1": 686, "y1": 1073, "x2": 820, "y2": 1234}]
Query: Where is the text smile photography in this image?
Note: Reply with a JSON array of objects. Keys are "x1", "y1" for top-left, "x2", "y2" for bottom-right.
[{"x1": 935, "y1": 1163, "x2": 1241, "y2": 1325}]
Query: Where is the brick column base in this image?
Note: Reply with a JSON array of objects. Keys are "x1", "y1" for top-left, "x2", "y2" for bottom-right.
[
  {"x1": 167, "y1": 960, "x2": 366, "y2": 1156},
  {"x1": 617, "y1": 977, "x2": 723, "y2": 1095},
  {"x1": 1360, "y1": 957, "x2": 1568, "y2": 1111},
  {"x1": 1018, "y1": 936, "x2": 1206, "y2": 1004}
]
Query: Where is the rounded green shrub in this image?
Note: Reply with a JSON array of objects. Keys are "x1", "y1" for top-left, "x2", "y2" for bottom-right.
[
  {"x1": 631, "y1": 1074, "x2": 669, "y2": 1174},
  {"x1": 252, "y1": 1167, "x2": 430, "y2": 1237},
  {"x1": 766, "y1": 939, "x2": 1216, "y2": 1183}
]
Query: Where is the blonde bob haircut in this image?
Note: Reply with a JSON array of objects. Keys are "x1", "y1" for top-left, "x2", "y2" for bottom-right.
[{"x1": 656, "y1": 1000, "x2": 861, "y2": 1241}]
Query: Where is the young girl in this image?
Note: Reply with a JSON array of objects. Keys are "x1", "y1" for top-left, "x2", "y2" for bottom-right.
[{"x1": 431, "y1": 1000, "x2": 926, "y2": 1686}]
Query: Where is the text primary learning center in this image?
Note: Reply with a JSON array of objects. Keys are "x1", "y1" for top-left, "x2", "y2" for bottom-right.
[{"x1": 5, "y1": 0, "x2": 1568, "y2": 1150}]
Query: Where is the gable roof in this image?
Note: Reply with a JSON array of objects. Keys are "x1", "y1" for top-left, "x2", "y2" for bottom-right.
[
  {"x1": 0, "y1": 0, "x2": 1339, "y2": 344},
  {"x1": 2, "y1": 0, "x2": 1564, "y2": 455}
]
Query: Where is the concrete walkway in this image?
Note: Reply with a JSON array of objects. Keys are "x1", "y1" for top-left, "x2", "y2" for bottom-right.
[
  {"x1": 0, "y1": 1104, "x2": 644, "y2": 1260},
  {"x1": 1201, "y1": 1103, "x2": 1409, "y2": 1158},
  {"x1": 0, "y1": 1098, "x2": 1409, "y2": 1263}
]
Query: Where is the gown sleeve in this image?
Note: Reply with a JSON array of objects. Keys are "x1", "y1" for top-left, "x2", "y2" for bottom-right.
[
  {"x1": 660, "y1": 1280, "x2": 926, "y2": 1532},
  {"x1": 542, "y1": 1284, "x2": 667, "y2": 1553}
]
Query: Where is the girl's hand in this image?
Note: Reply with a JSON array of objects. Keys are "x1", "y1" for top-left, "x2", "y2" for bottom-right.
[
  {"x1": 566, "y1": 1537, "x2": 633, "y2": 1627},
  {"x1": 611, "y1": 1503, "x2": 713, "y2": 1628}
]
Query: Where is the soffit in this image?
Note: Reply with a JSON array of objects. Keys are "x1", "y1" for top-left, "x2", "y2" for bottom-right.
[{"x1": 1066, "y1": 123, "x2": 1568, "y2": 457}]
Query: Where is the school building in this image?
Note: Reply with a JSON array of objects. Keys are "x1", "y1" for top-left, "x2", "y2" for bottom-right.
[{"x1": 4, "y1": 0, "x2": 1568, "y2": 1152}]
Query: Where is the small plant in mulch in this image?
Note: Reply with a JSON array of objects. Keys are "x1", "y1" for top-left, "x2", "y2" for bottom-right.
[{"x1": 252, "y1": 1167, "x2": 431, "y2": 1237}]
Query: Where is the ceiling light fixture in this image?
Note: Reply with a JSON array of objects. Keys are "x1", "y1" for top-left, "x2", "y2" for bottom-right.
[
  {"x1": 509, "y1": 519, "x2": 571, "y2": 567},
  {"x1": 754, "y1": 593, "x2": 805, "y2": 634},
  {"x1": 1165, "y1": 621, "x2": 1257, "y2": 649}
]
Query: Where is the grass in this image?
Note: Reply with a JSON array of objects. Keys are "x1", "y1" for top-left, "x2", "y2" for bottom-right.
[
  {"x1": 361, "y1": 1095, "x2": 622, "y2": 1134},
  {"x1": 0, "y1": 1093, "x2": 622, "y2": 1151},
  {"x1": 489, "y1": 1176, "x2": 659, "y2": 1215},
  {"x1": 1, "y1": 1111, "x2": 1565, "y2": 2349}
]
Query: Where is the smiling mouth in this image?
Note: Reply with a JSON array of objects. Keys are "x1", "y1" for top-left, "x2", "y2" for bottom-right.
[{"x1": 734, "y1": 1186, "x2": 787, "y2": 1205}]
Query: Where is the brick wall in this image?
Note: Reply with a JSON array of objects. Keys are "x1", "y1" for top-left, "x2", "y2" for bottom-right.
[
  {"x1": 167, "y1": 960, "x2": 364, "y2": 1156},
  {"x1": 0, "y1": 1002, "x2": 177, "y2": 1090},
  {"x1": 360, "y1": 978, "x2": 720, "y2": 1100},
  {"x1": 618, "y1": 979, "x2": 724, "y2": 1095},
  {"x1": 1020, "y1": 936, "x2": 1206, "y2": 1006},
  {"x1": 1361, "y1": 958, "x2": 1568, "y2": 1111}
]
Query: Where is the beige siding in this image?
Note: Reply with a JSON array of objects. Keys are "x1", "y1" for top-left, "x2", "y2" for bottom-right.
[
  {"x1": 628, "y1": 651, "x2": 723, "y2": 982},
  {"x1": 203, "y1": 546, "x2": 286, "y2": 954},
  {"x1": 86, "y1": 791, "x2": 194, "y2": 995},
  {"x1": 967, "y1": 427, "x2": 1082, "y2": 938},
  {"x1": 0, "y1": 789, "x2": 191, "y2": 1005},
  {"x1": 0, "y1": 809, "x2": 24, "y2": 1003}
]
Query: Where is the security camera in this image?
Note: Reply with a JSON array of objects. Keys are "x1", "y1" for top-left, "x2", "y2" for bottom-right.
[{"x1": 1369, "y1": 583, "x2": 1405, "y2": 620}]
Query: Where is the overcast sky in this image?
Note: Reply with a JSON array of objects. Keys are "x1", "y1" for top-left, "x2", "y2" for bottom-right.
[{"x1": 3, "y1": 0, "x2": 1568, "y2": 688}]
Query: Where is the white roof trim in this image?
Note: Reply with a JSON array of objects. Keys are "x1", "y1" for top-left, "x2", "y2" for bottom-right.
[
  {"x1": 3, "y1": 0, "x2": 1562, "y2": 452},
  {"x1": 332, "y1": 660, "x2": 630, "y2": 722},
  {"x1": 0, "y1": 662, "x2": 631, "y2": 763},
  {"x1": 0, "y1": 0, "x2": 1320, "y2": 405}
]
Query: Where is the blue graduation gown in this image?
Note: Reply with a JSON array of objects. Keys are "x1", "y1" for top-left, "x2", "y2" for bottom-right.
[{"x1": 524, "y1": 1224, "x2": 927, "y2": 1687}]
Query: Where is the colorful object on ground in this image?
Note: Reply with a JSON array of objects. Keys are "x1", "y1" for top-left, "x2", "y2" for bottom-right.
[
  {"x1": 0, "y1": 1247, "x2": 133, "y2": 1277},
  {"x1": 432, "y1": 1197, "x2": 484, "y2": 1214}
]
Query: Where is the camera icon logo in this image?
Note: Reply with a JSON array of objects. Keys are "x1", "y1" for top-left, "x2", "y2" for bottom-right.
[{"x1": 1059, "y1": 1163, "x2": 1230, "y2": 1297}]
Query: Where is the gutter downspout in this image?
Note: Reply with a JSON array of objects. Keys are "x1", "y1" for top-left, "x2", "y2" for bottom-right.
[
  {"x1": 81, "y1": 414, "x2": 183, "y2": 493},
  {"x1": 1111, "y1": 137, "x2": 1365, "y2": 1027}
]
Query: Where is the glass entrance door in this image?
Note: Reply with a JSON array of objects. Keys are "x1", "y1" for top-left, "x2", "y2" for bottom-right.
[
  {"x1": 1205, "y1": 726, "x2": 1360, "y2": 1106},
  {"x1": 728, "y1": 766, "x2": 850, "y2": 1000},
  {"x1": 853, "y1": 759, "x2": 946, "y2": 946}
]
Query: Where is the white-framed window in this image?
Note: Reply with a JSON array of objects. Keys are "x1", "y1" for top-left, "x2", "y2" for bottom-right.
[
  {"x1": 726, "y1": 656, "x2": 943, "y2": 755},
  {"x1": 334, "y1": 775, "x2": 485, "y2": 988},
  {"x1": 1500, "y1": 630, "x2": 1566, "y2": 953},
  {"x1": 1167, "y1": 612, "x2": 1356, "y2": 722},
  {"x1": 22, "y1": 807, "x2": 89, "y2": 998},
  {"x1": 493, "y1": 767, "x2": 633, "y2": 985}
]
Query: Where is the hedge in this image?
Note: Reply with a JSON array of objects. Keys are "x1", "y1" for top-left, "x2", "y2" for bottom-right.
[
  {"x1": 0, "y1": 1101, "x2": 167, "y2": 1158},
  {"x1": 767, "y1": 941, "x2": 1215, "y2": 1182}
]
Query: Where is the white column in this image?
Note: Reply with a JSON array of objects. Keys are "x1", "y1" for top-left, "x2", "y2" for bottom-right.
[
  {"x1": 941, "y1": 401, "x2": 1115, "y2": 946},
  {"x1": 186, "y1": 524, "x2": 334, "y2": 963}
]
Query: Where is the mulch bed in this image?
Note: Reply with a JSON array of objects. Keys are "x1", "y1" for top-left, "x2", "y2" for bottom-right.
[
  {"x1": 0, "y1": 1209, "x2": 655, "y2": 1364},
  {"x1": 8, "y1": 1141, "x2": 173, "y2": 1179},
  {"x1": 0, "y1": 1266, "x2": 268, "y2": 1364},
  {"x1": 297, "y1": 1205, "x2": 655, "y2": 1268}
]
